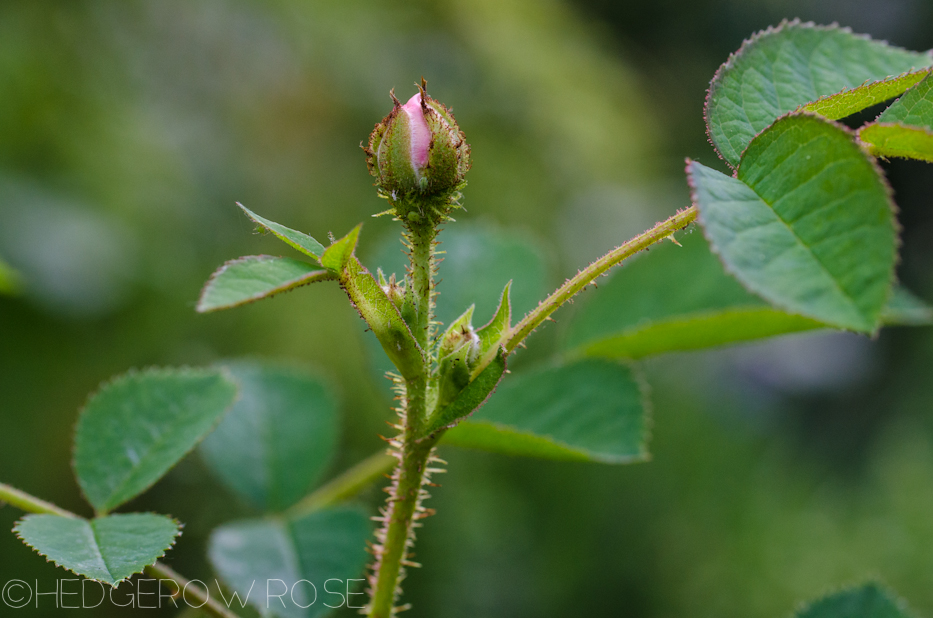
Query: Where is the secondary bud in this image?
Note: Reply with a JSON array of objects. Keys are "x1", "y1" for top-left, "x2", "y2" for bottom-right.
[
  {"x1": 435, "y1": 305, "x2": 480, "y2": 409},
  {"x1": 365, "y1": 82, "x2": 471, "y2": 209}
]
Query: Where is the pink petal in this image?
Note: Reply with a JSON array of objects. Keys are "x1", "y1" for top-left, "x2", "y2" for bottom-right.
[{"x1": 401, "y1": 93, "x2": 431, "y2": 172}]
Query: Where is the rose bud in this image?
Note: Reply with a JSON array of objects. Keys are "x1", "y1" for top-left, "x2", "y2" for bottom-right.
[{"x1": 365, "y1": 81, "x2": 471, "y2": 215}]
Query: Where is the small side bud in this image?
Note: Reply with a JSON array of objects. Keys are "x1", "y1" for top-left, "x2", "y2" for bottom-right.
[
  {"x1": 365, "y1": 81, "x2": 471, "y2": 217},
  {"x1": 435, "y1": 305, "x2": 480, "y2": 409},
  {"x1": 380, "y1": 272, "x2": 417, "y2": 332}
]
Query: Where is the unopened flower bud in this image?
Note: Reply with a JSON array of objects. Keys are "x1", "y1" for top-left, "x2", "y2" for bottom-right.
[{"x1": 365, "y1": 82, "x2": 470, "y2": 212}]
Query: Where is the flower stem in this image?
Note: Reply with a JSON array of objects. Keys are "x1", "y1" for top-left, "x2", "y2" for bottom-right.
[
  {"x1": 0, "y1": 481, "x2": 242, "y2": 618},
  {"x1": 406, "y1": 220, "x2": 438, "y2": 353},
  {"x1": 367, "y1": 217, "x2": 442, "y2": 617},
  {"x1": 503, "y1": 206, "x2": 697, "y2": 354}
]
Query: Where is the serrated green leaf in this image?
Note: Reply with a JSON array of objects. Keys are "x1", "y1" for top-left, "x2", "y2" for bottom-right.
[
  {"x1": 425, "y1": 348, "x2": 506, "y2": 436},
  {"x1": 860, "y1": 75, "x2": 933, "y2": 161},
  {"x1": 238, "y1": 203, "x2": 326, "y2": 261},
  {"x1": 564, "y1": 234, "x2": 929, "y2": 359},
  {"x1": 804, "y1": 71, "x2": 930, "y2": 119},
  {"x1": 321, "y1": 225, "x2": 361, "y2": 273},
  {"x1": 208, "y1": 508, "x2": 371, "y2": 618},
  {"x1": 690, "y1": 114, "x2": 897, "y2": 333},
  {"x1": 443, "y1": 358, "x2": 648, "y2": 463},
  {"x1": 476, "y1": 282, "x2": 511, "y2": 356},
  {"x1": 706, "y1": 20, "x2": 933, "y2": 167},
  {"x1": 859, "y1": 124, "x2": 933, "y2": 162},
  {"x1": 795, "y1": 583, "x2": 913, "y2": 618},
  {"x1": 200, "y1": 361, "x2": 338, "y2": 512},
  {"x1": 197, "y1": 256, "x2": 333, "y2": 313},
  {"x1": 877, "y1": 73, "x2": 933, "y2": 129},
  {"x1": 14, "y1": 513, "x2": 180, "y2": 586},
  {"x1": 74, "y1": 368, "x2": 239, "y2": 513}
]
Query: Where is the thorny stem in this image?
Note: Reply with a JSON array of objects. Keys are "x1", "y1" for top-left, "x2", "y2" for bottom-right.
[
  {"x1": 367, "y1": 218, "x2": 442, "y2": 618},
  {"x1": 503, "y1": 206, "x2": 698, "y2": 355},
  {"x1": 367, "y1": 434, "x2": 439, "y2": 618},
  {"x1": 367, "y1": 206, "x2": 697, "y2": 615},
  {"x1": 0, "y1": 482, "x2": 241, "y2": 618}
]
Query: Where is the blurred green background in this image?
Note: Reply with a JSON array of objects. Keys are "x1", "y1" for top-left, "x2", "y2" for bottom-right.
[{"x1": 2, "y1": 0, "x2": 933, "y2": 616}]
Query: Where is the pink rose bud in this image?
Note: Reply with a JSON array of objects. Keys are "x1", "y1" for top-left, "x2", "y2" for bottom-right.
[{"x1": 365, "y1": 81, "x2": 471, "y2": 214}]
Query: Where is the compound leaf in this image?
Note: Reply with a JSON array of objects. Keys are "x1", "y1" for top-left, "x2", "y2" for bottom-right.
[
  {"x1": 690, "y1": 114, "x2": 897, "y2": 333},
  {"x1": 208, "y1": 508, "x2": 370, "y2": 618},
  {"x1": 443, "y1": 358, "x2": 648, "y2": 463},
  {"x1": 14, "y1": 513, "x2": 180, "y2": 586},
  {"x1": 197, "y1": 256, "x2": 333, "y2": 313},
  {"x1": 706, "y1": 20, "x2": 933, "y2": 167},
  {"x1": 74, "y1": 368, "x2": 239, "y2": 513},
  {"x1": 238, "y1": 203, "x2": 325, "y2": 261},
  {"x1": 795, "y1": 582, "x2": 913, "y2": 618},
  {"x1": 200, "y1": 361, "x2": 338, "y2": 512}
]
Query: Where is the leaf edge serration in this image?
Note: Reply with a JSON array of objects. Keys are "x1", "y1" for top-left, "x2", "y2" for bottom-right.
[
  {"x1": 12, "y1": 512, "x2": 183, "y2": 587},
  {"x1": 71, "y1": 366, "x2": 240, "y2": 515},
  {"x1": 703, "y1": 18, "x2": 933, "y2": 168},
  {"x1": 688, "y1": 111, "x2": 901, "y2": 335},
  {"x1": 196, "y1": 254, "x2": 333, "y2": 313}
]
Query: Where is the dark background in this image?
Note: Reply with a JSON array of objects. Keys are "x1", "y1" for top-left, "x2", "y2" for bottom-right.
[{"x1": 1, "y1": 0, "x2": 932, "y2": 616}]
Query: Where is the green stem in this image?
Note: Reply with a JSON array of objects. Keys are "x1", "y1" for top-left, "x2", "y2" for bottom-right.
[
  {"x1": 144, "y1": 562, "x2": 241, "y2": 618},
  {"x1": 0, "y1": 482, "x2": 77, "y2": 518},
  {"x1": 503, "y1": 206, "x2": 697, "y2": 354},
  {"x1": 367, "y1": 435, "x2": 438, "y2": 618},
  {"x1": 367, "y1": 219, "x2": 441, "y2": 617},
  {"x1": 0, "y1": 482, "x2": 242, "y2": 618},
  {"x1": 406, "y1": 221, "x2": 438, "y2": 354},
  {"x1": 287, "y1": 451, "x2": 396, "y2": 518}
]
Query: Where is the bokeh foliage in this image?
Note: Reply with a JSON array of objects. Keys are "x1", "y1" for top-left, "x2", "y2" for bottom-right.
[{"x1": 1, "y1": 1, "x2": 933, "y2": 617}]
